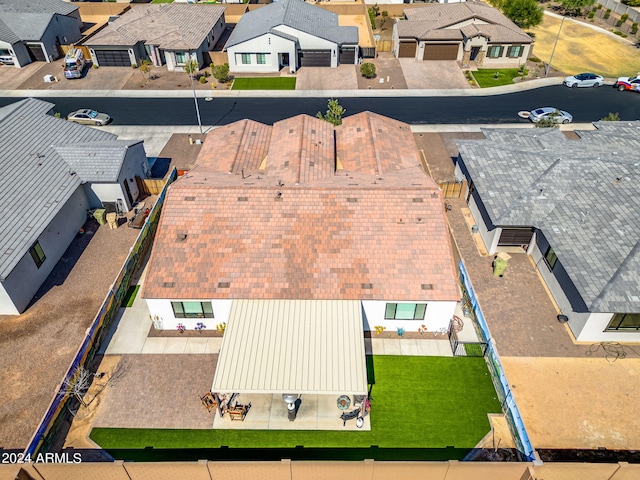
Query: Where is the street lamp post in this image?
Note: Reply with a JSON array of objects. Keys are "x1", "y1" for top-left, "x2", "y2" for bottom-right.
[
  {"x1": 545, "y1": 16, "x2": 565, "y2": 77},
  {"x1": 188, "y1": 49, "x2": 203, "y2": 134}
]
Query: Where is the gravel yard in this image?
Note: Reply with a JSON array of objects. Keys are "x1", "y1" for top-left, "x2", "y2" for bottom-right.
[{"x1": 0, "y1": 218, "x2": 139, "y2": 450}]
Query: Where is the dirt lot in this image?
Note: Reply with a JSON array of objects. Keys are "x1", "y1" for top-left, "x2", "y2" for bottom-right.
[{"x1": 0, "y1": 218, "x2": 139, "y2": 450}]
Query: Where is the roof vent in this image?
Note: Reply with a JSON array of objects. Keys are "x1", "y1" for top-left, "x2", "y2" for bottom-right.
[
  {"x1": 412, "y1": 197, "x2": 423, "y2": 203},
  {"x1": 251, "y1": 131, "x2": 256, "y2": 136},
  {"x1": 289, "y1": 129, "x2": 294, "y2": 134},
  {"x1": 275, "y1": 192, "x2": 283, "y2": 201},
  {"x1": 357, "y1": 127, "x2": 362, "y2": 132},
  {"x1": 184, "y1": 196, "x2": 196, "y2": 201},
  {"x1": 347, "y1": 197, "x2": 358, "y2": 203},
  {"x1": 309, "y1": 161, "x2": 315, "y2": 167},
  {"x1": 176, "y1": 233, "x2": 188, "y2": 242},
  {"x1": 421, "y1": 284, "x2": 434, "y2": 290},
  {"x1": 311, "y1": 129, "x2": 316, "y2": 134},
  {"x1": 218, "y1": 282, "x2": 230, "y2": 288},
  {"x1": 361, "y1": 283, "x2": 373, "y2": 289},
  {"x1": 237, "y1": 196, "x2": 249, "y2": 201},
  {"x1": 163, "y1": 282, "x2": 175, "y2": 288}
]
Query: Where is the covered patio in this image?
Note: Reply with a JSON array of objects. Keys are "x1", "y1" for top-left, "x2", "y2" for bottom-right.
[{"x1": 211, "y1": 299, "x2": 370, "y2": 431}]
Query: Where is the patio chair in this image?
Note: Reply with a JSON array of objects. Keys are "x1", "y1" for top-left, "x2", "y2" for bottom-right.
[{"x1": 340, "y1": 408, "x2": 362, "y2": 427}]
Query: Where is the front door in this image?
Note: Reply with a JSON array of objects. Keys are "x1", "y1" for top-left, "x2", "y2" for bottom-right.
[
  {"x1": 470, "y1": 47, "x2": 481, "y2": 61},
  {"x1": 123, "y1": 179, "x2": 134, "y2": 207},
  {"x1": 281, "y1": 53, "x2": 289, "y2": 67}
]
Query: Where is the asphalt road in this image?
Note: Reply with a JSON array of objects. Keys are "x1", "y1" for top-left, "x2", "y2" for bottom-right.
[{"x1": 1, "y1": 86, "x2": 638, "y2": 125}]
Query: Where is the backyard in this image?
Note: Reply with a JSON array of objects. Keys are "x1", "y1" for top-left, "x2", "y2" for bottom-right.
[{"x1": 90, "y1": 355, "x2": 501, "y2": 459}]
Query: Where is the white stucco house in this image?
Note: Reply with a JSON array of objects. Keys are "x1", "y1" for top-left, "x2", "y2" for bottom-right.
[
  {"x1": 454, "y1": 124, "x2": 640, "y2": 343},
  {"x1": 142, "y1": 111, "x2": 459, "y2": 335},
  {"x1": 83, "y1": 3, "x2": 226, "y2": 71},
  {"x1": 0, "y1": 99, "x2": 150, "y2": 315},
  {"x1": 0, "y1": 0, "x2": 83, "y2": 67},
  {"x1": 393, "y1": 2, "x2": 532, "y2": 67},
  {"x1": 224, "y1": 0, "x2": 359, "y2": 73}
]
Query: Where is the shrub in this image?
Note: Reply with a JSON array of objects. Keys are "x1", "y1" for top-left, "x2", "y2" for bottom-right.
[
  {"x1": 632, "y1": 22, "x2": 638, "y2": 34},
  {"x1": 622, "y1": 0, "x2": 640, "y2": 5},
  {"x1": 360, "y1": 62, "x2": 376, "y2": 78},
  {"x1": 212, "y1": 63, "x2": 230, "y2": 83},
  {"x1": 616, "y1": 19, "x2": 623, "y2": 27},
  {"x1": 199, "y1": 75, "x2": 207, "y2": 84},
  {"x1": 367, "y1": 7, "x2": 376, "y2": 29},
  {"x1": 604, "y1": 8, "x2": 611, "y2": 19},
  {"x1": 528, "y1": 56, "x2": 541, "y2": 63},
  {"x1": 588, "y1": 11, "x2": 595, "y2": 19},
  {"x1": 621, "y1": 13, "x2": 629, "y2": 22},
  {"x1": 597, "y1": 3, "x2": 602, "y2": 8}
]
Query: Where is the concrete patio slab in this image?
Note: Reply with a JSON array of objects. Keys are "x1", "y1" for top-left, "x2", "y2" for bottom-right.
[
  {"x1": 212, "y1": 394, "x2": 370, "y2": 431},
  {"x1": 185, "y1": 338, "x2": 209, "y2": 354},
  {"x1": 400, "y1": 340, "x2": 421, "y2": 356},
  {"x1": 140, "y1": 337, "x2": 168, "y2": 354},
  {"x1": 205, "y1": 338, "x2": 223, "y2": 354},
  {"x1": 163, "y1": 337, "x2": 189, "y2": 354}
]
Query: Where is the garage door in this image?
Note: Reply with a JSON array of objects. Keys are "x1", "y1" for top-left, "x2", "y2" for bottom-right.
[
  {"x1": 299, "y1": 50, "x2": 331, "y2": 67},
  {"x1": 339, "y1": 47, "x2": 356, "y2": 65},
  {"x1": 95, "y1": 49, "x2": 131, "y2": 67},
  {"x1": 398, "y1": 41, "x2": 416, "y2": 58},
  {"x1": 26, "y1": 44, "x2": 46, "y2": 62},
  {"x1": 498, "y1": 228, "x2": 534, "y2": 246},
  {"x1": 423, "y1": 44, "x2": 459, "y2": 60}
]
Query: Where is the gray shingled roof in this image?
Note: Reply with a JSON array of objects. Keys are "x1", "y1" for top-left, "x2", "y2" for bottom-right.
[
  {"x1": 0, "y1": 98, "x2": 127, "y2": 281},
  {"x1": 84, "y1": 4, "x2": 226, "y2": 50},
  {"x1": 456, "y1": 123, "x2": 640, "y2": 313},
  {"x1": 55, "y1": 140, "x2": 141, "y2": 183},
  {"x1": 398, "y1": 3, "x2": 531, "y2": 43},
  {"x1": 225, "y1": 0, "x2": 358, "y2": 49},
  {"x1": 0, "y1": 0, "x2": 77, "y2": 43}
]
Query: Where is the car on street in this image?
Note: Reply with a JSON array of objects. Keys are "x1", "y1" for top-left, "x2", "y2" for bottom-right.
[
  {"x1": 527, "y1": 107, "x2": 573, "y2": 124},
  {"x1": 613, "y1": 76, "x2": 640, "y2": 92},
  {"x1": 563, "y1": 73, "x2": 604, "y2": 88},
  {"x1": 66, "y1": 109, "x2": 111, "y2": 126}
]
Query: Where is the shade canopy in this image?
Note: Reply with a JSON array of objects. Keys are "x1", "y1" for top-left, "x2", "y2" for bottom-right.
[{"x1": 212, "y1": 299, "x2": 368, "y2": 395}]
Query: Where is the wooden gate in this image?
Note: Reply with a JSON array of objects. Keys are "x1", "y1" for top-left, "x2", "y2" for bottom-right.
[
  {"x1": 438, "y1": 181, "x2": 465, "y2": 199},
  {"x1": 376, "y1": 40, "x2": 392, "y2": 53}
]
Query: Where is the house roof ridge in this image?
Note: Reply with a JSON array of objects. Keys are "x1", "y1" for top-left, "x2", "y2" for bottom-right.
[{"x1": 590, "y1": 237, "x2": 640, "y2": 311}]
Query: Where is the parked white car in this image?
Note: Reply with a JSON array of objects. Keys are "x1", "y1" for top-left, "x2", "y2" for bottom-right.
[
  {"x1": 563, "y1": 73, "x2": 604, "y2": 88},
  {"x1": 528, "y1": 107, "x2": 573, "y2": 124}
]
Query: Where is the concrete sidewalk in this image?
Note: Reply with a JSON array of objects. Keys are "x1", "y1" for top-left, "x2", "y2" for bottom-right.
[{"x1": 0, "y1": 77, "x2": 565, "y2": 99}]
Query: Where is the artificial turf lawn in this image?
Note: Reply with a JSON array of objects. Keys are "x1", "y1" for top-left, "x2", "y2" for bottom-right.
[
  {"x1": 231, "y1": 77, "x2": 296, "y2": 90},
  {"x1": 90, "y1": 356, "x2": 500, "y2": 450},
  {"x1": 121, "y1": 285, "x2": 140, "y2": 308},
  {"x1": 472, "y1": 69, "x2": 525, "y2": 88}
]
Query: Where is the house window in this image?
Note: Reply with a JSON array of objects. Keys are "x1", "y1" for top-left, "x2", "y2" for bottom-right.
[
  {"x1": 487, "y1": 46, "x2": 503, "y2": 58},
  {"x1": 384, "y1": 303, "x2": 427, "y2": 320},
  {"x1": 256, "y1": 53, "x2": 266, "y2": 65},
  {"x1": 606, "y1": 313, "x2": 640, "y2": 331},
  {"x1": 175, "y1": 51, "x2": 187, "y2": 65},
  {"x1": 543, "y1": 246, "x2": 557, "y2": 270},
  {"x1": 29, "y1": 241, "x2": 46, "y2": 268},
  {"x1": 171, "y1": 301, "x2": 214, "y2": 319},
  {"x1": 506, "y1": 45, "x2": 524, "y2": 58},
  {"x1": 241, "y1": 53, "x2": 251, "y2": 65}
]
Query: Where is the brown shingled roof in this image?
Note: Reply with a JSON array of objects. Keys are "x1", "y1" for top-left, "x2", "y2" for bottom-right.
[
  {"x1": 141, "y1": 112, "x2": 459, "y2": 302},
  {"x1": 398, "y1": 2, "x2": 531, "y2": 43}
]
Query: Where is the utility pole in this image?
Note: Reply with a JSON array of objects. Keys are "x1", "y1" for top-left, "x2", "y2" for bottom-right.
[
  {"x1": 188, "y1": 49, "x2": 203, "y2": 134},
  {"x1": 546, "y1": 16, "x2": 565, "y2": 77}
]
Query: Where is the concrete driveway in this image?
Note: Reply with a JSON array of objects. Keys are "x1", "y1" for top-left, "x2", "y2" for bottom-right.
[
  {"x1": 399, "y1": 59, "x2": 471, "y2": 89},
  {"x1": 295, "y1": 64, "x2": 358, "y2": 90}
]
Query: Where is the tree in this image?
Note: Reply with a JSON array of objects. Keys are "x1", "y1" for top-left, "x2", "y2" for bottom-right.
[
  {"x1": 184, "y1": 57, "x2": 199, "y2": 79},
  {"x1": 600, "y1": 112, "x2": 620, "y2": 121},
  {"x1": 57, "y1": 366, "x2": 94, "y2": 413},
  {"x1": 138, "y1": 58, "x2": 152, "y2": 84},
  {"x1": 212, "y1": 63, "x2": 230, "y2": 83},
  {"x1": 316, "y1": 98, "x2": 346, "y2": 126},
  {"x1": 503, "y1": 0, "x2": 543, "y2": 29},
  {"x1": 557, "y1": 0, "x2": 596, "y2": 16},
  {"x1": 360, "y1": 62, "x2": 376, "y2": 79},
  {"x1": 534, "y1": 117, "x2": 559, "y2": 128},
  {"x1": 380, "y1": 11, "x2": 389, "y2": 29}
]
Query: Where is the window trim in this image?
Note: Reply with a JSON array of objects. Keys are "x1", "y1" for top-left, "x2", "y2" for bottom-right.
[
  {"x1": 606, "y1": 313, "x2": 640, "y2": 331},
  {"x1": 171, "y1": 301, "x2": 214, "y2": 319},
  {"x1": 543, "y1": 245, "x2": 558, "y2": 270},
  {"x1": 175, "y1": 51, "x2": 188, "y2": 65},
  {"x1": 487, "y1": 45, "x2": 504, "y2": 58},
  {"x1": 506, "y1": 45, "x2": 523, "y2": 58},
  {"x1": 384, "y1": 303, "x2": 427, "y2": 320},
  {"x1": 29, "y1": 241, "x2": 46, "y2": 268}
]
